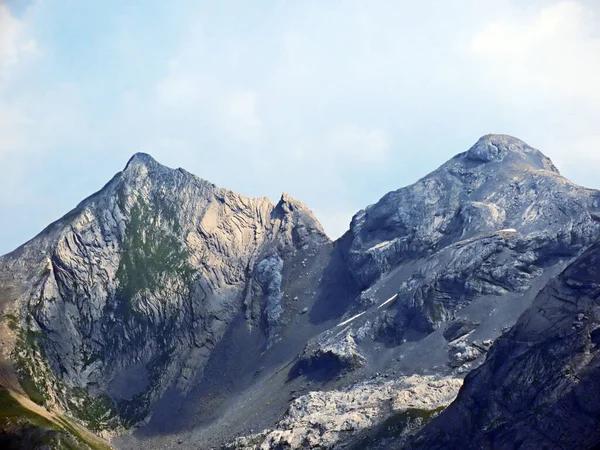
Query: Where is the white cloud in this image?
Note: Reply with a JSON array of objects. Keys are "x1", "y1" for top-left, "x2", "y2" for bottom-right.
[
  {"x1": 470, "y1": 1, "x2": 600, "y2": 101},
  {"x1": 290, "y1": 125, "x2": 390, "y2": 167},
  {"x1": 0, "y1": 103, "x2": 29, "y2": 154},
  {"x1": 156, "y1": 73, "x2": 205, "y2": 107},
  {"x1": 0, "y1": 4, "x2": 36, "y2": 78}
]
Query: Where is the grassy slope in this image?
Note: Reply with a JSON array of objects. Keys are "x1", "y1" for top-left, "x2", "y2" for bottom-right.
[{"x1": 0, "y1": 388, "x2": 113, "y2": 450}]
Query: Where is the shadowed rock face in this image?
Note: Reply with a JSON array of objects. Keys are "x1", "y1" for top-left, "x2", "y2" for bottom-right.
[
  {"x1": 411, "y1": 241, "x2": 600, "y2": 450},
  {"x1": 2, "y1": 135, "x2": 600, "y2": 449}
]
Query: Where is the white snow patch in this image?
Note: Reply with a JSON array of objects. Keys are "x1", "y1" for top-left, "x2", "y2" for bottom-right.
[
  {"x1": 337, "y1": 311, "x2": 366, "y2": 328},
  {"x1": 368, "y1": 240, "x2": 395, "y2": 252},
  {"x1": 377, "y1": 294, "x2": 398, "y2": 309},
  {"x1": 498, "y1": 228, "x2": 517, "y2": 233},
  {"x1": 449, "y1": 330, "x2": 476, "y2": 346},
  {"x1": 335, "y1": 325, "x2": 351, "y2": 338}
]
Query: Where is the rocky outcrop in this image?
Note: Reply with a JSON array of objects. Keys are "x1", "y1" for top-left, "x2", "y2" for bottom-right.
[
  {"x1": 412, "y1": 240, "x2": 600, "y2": 450},
  {"x1": 254, "y1": 255, "x2": 284, "y2": 343},
  {"x1": 0, "y1": 153, "x2": 329, "y2": 432},
  {"x1": 465, "y1": 134, "x2": 557, "y2": 167},
  {"x1": 331, "y1": 134, "x2": 600, "y2": 350},
  {"x1": 345, "y1": 134, "x2": 598, "y2": 289},
  {"x1": 291, "y1": 333, "x2": 366, "y2": 380},
  {"x1": 223, "y1": 375, "x2": 462, "y2": 450}
]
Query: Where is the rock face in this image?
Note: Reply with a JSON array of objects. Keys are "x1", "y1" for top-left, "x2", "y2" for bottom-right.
[
  {"x1": 0, "y1": 153, "x2": 329, "y2": 432},
  {"x1": 223, "y1": 375, "x2": 462, "y2": 450},
  {"x1": 465, "y1": 134, "x2": 556, "y2": 165},
  {"x1": 291, "y1": 333, "x2": 366, "y2": 380},
  {"x1": 411, "y1": 241, "x2": 600, "y2": 450},
  {"x1": 345, "y1": 134, "x2": 590, "y2": 289},
  {"x1": 340, "y1": 134, "x2": 600, "y2": 346},
  {"x1": 2, "y1": 134, "x2": 600, "y2": 450}
]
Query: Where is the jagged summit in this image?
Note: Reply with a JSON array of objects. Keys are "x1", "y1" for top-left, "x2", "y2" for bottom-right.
[
  {"x1": 124, "y1": 152, "x2": 159, "y2": 170},
  {"x1": 277, "y1": 192, "x2": 313, "y2": 212},
  {"x1": 464, "y1": 134, "x2": 559, "y2": 173},
  {"x1": 273, "y1": 193, "x2": 329, "y2": 241}
]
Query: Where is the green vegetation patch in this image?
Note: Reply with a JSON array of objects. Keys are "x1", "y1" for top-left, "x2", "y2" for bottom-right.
[
  {"x1": 0, "y1": 389, "x2": 54, "y2": 430},
  {"x1": 1, "y1": 313, "x2": 19, "y2": 331},
  {"x1": 66, "y1": 389, "x2": 120, "y2": 433},
  {"x1": 0, "y1": 389, "x2": 93, "y2": 450},
  {"x1": 114, "y1": 195, "x2": 195, "y2": 318},
  {"x1": 13, "y1": 328, "x2": 51, "y2": 407},
  {"x1": 17, "y1": 372, "x2": 47, "y2": 407}
]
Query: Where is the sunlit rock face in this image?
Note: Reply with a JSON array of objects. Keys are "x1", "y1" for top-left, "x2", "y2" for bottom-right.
[
  {"x1": 465, "y1": 134, "x2": 557, "y2": 168},
  {"x1": 0, "y1": 152, "x2": 329, "y2": 432},
  {"x1": 224, "y1": 375, "x2": 462, "y2": 450},
  {"x1": 345, "y1": 134, "x2": 589, "y2": 290}
]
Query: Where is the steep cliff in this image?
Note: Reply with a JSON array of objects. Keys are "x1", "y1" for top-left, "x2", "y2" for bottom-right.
[
  {"x1": 2, "y1": 135, "x2": 599, "y2": 450},
  {"x1": 0, "y1": 153, "x2": 329, "y2": 434},
  {"x1": 411, "y1": 239, "x2": 600, "y2": 450},
  {"x1": 297, "y1": 134, "x2": 600, "y2": 381}
]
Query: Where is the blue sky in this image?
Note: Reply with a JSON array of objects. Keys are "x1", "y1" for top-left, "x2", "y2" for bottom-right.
[{"x1": 1, "y1": 0, "x2": 599, "y2": 254}]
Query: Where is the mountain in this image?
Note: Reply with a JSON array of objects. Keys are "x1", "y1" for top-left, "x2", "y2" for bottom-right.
[
  {"x1": 223, "y1": 134, "x2": 600, "y2": 449},
  {"x1": 0, "y1": 153, "x2": 334, "y2": 438},
  {"x1": 1, "y1": 134, "x2": 599, "y2": 449},
  {"x1": 411, "y1": 238, "x2": 600, "y2": 449}
]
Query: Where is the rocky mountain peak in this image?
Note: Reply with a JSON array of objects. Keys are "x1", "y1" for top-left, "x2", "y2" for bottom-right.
[
  {"x1": 276, "y1": 193, "x2": 310, "y2": 213},
  {"x1": 124, "y1": 152, "x2": 159, "y2": 171},
  {"x1": 465, "y1": 134, "x2": 559, "y2": 173},
  {"x1": 273, "y1": 193, "x2": 329, "y2": 242},
  {"x1": 4, "y1": 135, "x2": 600, "y2": 450},
  {"x1": 346, "y1": 134, "x2": 594, "y2": 288}
]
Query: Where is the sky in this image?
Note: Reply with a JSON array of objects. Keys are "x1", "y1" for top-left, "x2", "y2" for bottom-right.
[{"x1": 0, "y1": 0, "x2": 599, "y2": 255}]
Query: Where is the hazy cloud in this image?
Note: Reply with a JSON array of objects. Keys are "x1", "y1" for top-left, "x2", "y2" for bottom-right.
[
  {"x1": 471, "y1": 1, "x2": 600, "y2": 101},
  {"x1": 0, "y1": 0, "x2": 599, "y2": 252},
  {"x1": 325, "y1": 126, "x2": 389, "y2": 164},
  {"x1": 0, "y1": 4, "x2": 36, "y2": 77}
]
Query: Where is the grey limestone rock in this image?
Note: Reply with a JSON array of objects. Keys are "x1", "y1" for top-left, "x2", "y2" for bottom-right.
[
  {"x1": 292, "y1": 332, "x2": 366, "y2": 380},
  {"x1": 465, "y1": 134, "x2": 557, "y2": 170},
  {"x1": 0, "y1": 153, "x2": 329, "y2": 431},
  {"x1": 338, "y1": 134, "x2": 600, "y2": 351},
  {"x1": 411, "y1": 241, "x2": 600, "y2": 450},
  {"x1": 223, "y1": 375, "x2": 462, "y2": 450},
  {"x1": 2, "y1": 135, "x2": 600, "y2": 450},
  {"x1": 255, "y1": 254, "x2": 284, "y2": 342}
]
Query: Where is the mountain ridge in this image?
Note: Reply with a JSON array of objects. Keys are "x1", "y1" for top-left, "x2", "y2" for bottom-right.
[{"x1": 2, "y1": 133, "x2": 599, "y2": 449}]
